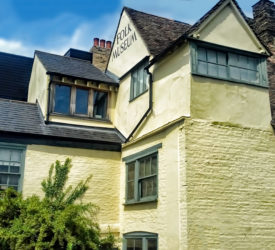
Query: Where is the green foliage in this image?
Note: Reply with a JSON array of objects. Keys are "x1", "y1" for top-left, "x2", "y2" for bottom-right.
[{"x1": 0, "y1": 158, "x2": 117, "y2": 250}]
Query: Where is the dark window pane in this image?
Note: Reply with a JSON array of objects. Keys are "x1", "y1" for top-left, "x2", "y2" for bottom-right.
[
  {"x1": 0, "y1": 174, "x2": 8, "y2": 185},
  {"x1": 134, "y1": 239, "x2": 142, "y2": 250},
  {"x1": 239, "y1": 55, "x2": 248, "y2": 68},
  {"x1": 93, "y1": 91, "x2": 108, "y2": 119},
  {"x1": 218, "y1": 65, "x2": 227, "y2": 78},
  {"x1": 198, "y1": 61, "x2": 207, "y2": 75},
  {"x1": 10, "y1": 166, "x2": 20, "y2": 173},
  {"x1": 0, "y1": 165, "x2": 8, "y2": 172},
  {"x1": 229, "y1": 67, "x2": 241, "y2": 80},
  {"x1": 54, "y1": 85, "x2": 71, "y2": 114},
  {"x1": 140, "y1": 176, "x2": 156, "y2": 198},
  {"x1": 151, "y1": 155, "x2": 157, "y2": 174},
  {"x1": 132, "y1": 71, "x2": 138, "y2": 98},
  {"x1": 240, "y1": 69, "x2": 249, "y2": 81},
  {"x1": 198, "y1": 47, "x2": 207, "y2": 61},
  {"x1": 148, "y1": 238, "x2": 158, "y2": 250},
  {"x1": 248, "y1": 57, "x2": 257, "y2": 70},
  {"x1": 208, "y1": 63, "x2": 218, "y2": 77},
  {"x1": 139, "y1": 160, "x2": 145, "y2": 178},
  {"x1": 207, "y1": 49, "x2": 217, "y2": 63},
  {"x1": 0, "y1": 149, "x2": 10, "y2": 161},
  {"x1": 128, "y1": 163, "x2": 135, "y2": 181},
  {"x1": 145, "y1": 158, "x2": 151, "y2": 176},
  {"x1": 75, "y1": 88, "x2": 89, "y2": 114},
  {"x1": 11, "y1": 150, "x2": 21, "y2": 162},
  {"x1": 248, "y1": 70, "x2": 258, "y2": 83},
  {"x1": 217, "y1": 52, "x2": 226, "y2": 65},
  {"x1": 9, "y1": 175, "x2": 20, "y2": 186},
  {"x1": 228, "y1": 53, "x2": 238, "y2": 66},
  {"x1": 126, "y1": 239, "x2": 134, "y2": 250},
  {"x1": 127, "y1": 181, "x2": 134, "y2": 200}
]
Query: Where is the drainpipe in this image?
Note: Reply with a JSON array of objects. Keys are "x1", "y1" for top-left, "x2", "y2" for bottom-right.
[
  {"x1": 125, "y1": 67, "x2": 153, "y2": 143},
  {"x1": 46, "y1": 75, "x2": 53, "y2": 124}
]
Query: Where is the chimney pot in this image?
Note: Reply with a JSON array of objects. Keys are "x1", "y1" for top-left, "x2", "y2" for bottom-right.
[
  {"x1": 94, "y1": 38, "x2": 99, "y2": 47},
  {"x1": 106, "y1": 41, "x2": 112, "y2": 49},
  {"x1": 100, "y1": 39, "x2": 106, "y2": 48}
]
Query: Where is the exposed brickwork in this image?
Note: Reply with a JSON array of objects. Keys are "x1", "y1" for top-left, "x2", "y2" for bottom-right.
[
  {"x1": 252, "y1": 0, "x2": 275, "y2": 128},
  {"x1": 184, "y1": 119, "x2": 275, "y2": 249},
  {"x1": 91, "y1": 46, "x2": 111, "y2": 72}
]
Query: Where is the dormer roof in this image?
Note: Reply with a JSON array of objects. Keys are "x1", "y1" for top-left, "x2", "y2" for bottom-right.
[{"x1": 35, "y1": 50, "x2": 118, "y2": 85}]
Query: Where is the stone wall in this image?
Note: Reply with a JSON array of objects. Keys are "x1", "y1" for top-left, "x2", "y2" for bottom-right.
[{"x1": 252, "y1": 0, "x2": 275, "y2": 127}]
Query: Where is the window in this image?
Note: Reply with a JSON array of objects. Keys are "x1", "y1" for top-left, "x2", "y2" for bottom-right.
[
  {"x1": 123, "y1": 232, "x2": 158, "y2": 250},
  {"x1": 52, "y1": 84, "x2": 108, "y2": 119},
  {"x1": 123, "y1": 144, "x2": 161, "y2": 204},
  {"x1": 191, "y1": 42, "x2": 268, "y2": 87},
  {"x1": 130, "y1": 59, "x2": 149, "y2": 100},
  {"x1": 0, "y1": 144, "x2": 26, "y2": 191}
]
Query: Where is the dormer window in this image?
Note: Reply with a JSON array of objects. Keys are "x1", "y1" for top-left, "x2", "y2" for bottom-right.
[{"x1": 51, "y1": 83, "x2": 108, "y2": 119}]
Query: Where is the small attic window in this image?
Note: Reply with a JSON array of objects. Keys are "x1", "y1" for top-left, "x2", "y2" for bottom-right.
[
  {"x1": 51, "y1": 84, "x2": 108, "y2": 120},
  {"x1": 130, "y1": 59, "x2": 149, "y2": 101},
  {"x1": 191, "y1": 41, "x2": 268, "y2": 88}
]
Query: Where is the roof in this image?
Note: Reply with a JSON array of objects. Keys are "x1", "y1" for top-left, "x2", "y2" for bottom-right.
[
  {"x1": 35, "y1": 50, "x2": 118, "y2": 85},
  {"x1": 124, "y1": 7, "x2": 191, "y2": 56},
  {"x1": 186, "y1": 0, "x2": 270, "y2": 54},
  {"x1": 0, "y1": 98, "x2": 124, "y2": 150},
  {"x1": 0, "y1": 52, "x2": 33, "y2": 101},
  {"x1": 64, "y1": 48, "x2": 93, "y2": 62}
]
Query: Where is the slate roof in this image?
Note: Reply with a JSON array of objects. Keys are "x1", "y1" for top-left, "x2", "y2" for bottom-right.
[
  {"x1": 124, "y1": 7, "x2": 191, "y2": 56},
  {"x1": 0, "y1": 52, "x2": 33, "y2": 101},
  {"x1": 0, "y1": 98, "x2": 124, "y2": 147},
  {"x1": 35, "y1": 50, "x2": 118, "y2": 85},
  {"x1": 64, "y1": 48, "x2": 93, "y2": 62}
]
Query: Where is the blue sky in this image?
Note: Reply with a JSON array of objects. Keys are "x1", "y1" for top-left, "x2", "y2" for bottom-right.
[{"x1": 0, "y1": 0, "x2": 260, "y2": 57}]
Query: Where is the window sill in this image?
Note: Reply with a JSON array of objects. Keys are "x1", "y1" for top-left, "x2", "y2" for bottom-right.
[
  {"x1": 50, "y1": 112, "x2": 112, "y2": 123},
  {"x1": 192, "y1": 72, "x2": 268, "y2": 89},
  {"x1": 124, "y1": 197, "x2": 158, "y2": 206},
  {"x1": 129, "y1": 89, "x2": 148, "y2": 103}
]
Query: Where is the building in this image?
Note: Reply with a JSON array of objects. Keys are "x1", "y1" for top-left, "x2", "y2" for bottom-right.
[{"x1": 0, "y1": 0, "x2": 275, "y2": 249}]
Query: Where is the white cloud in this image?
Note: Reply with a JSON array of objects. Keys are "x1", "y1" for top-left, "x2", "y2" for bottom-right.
[{"x1": 0, "y1": 11, "x2": 120, "y2": 57}]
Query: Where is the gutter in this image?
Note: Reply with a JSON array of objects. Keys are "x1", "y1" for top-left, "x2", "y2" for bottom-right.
[
  {"x1": 46, "y1": 75, "x2": 53, "y2": 124},
  {"x1": 125, "y1": 67, "x2": 153, "y2": 143}
]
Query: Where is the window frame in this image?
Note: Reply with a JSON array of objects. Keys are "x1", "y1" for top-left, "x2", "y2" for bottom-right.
[
  {"x1": 123, "y1": 144, "x2": 162, "y2": 205},
  {"x1": 190, "y1": 40, "x2": 268, "y2": 88},
  {"x1": 123, "y1": 232, "x2": 158, "y2": 250},
  {"x1": 130, "y1": 58, "x2": 149, "y2": 101},
  {"x1": 0, "y1": 142, "x2": 26, "y2": 192},
  {"x1": 51, "y1": 83, "x2": 109, "y2": 120}
]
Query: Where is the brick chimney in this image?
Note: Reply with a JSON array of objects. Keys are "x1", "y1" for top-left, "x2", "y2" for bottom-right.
[
  {"x1": 252, "y1": 0, "x2": 275, "y2": 128},
  {"x1": 90, "y1": 37, "x2": 112, "y2": 72}
]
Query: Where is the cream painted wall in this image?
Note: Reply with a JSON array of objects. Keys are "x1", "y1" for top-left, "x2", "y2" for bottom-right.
[
  {"x1": 23, "y1": 145, "x2": 121, "y2": 233},
  {"x1": 107, "y1": 11, "x2": 149, "y2": 77},
  {"x1": 114, "y1": 43, "x2": 191, "y2": 139},
  {"x1": 197, "y1": 4, "x2": 264, "y2": 54},
  {"x1": 49, "y1": 114, "x2": 115, "y2": 129},
  {"x1": 120, "y1": 121, "x2": 186, "y2": 249},
  {"x1": 191, "y1": 75, "x2": 272, "y2": 131},
  {"x1": 28, "y1": 56, "x2": 49, "y2": 117}
]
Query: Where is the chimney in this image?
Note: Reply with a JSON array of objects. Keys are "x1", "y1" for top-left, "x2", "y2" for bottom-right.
[
  {"x1": 90, "y1": 37, "x2": 112, "y2": 72},
  {"x1": 252, "y1": 0, "x2": 275, "y2": 44},
  {"x1": 252, "y1": 0, "x2": 275, "y2": 128}
]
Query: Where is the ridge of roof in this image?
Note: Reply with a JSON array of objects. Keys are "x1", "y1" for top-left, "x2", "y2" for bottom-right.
[
  {"x1": 124, "y1": 6, "x2": 191, "y2": 56},
  {"x1": 186, "y1": 0, "x2": 271, "y2": 54},
  {"x1": 0, "y1": 51, "x2": 33, "y2": 60},
  {"x1": 149, "y1": 0, "x2": 271, "y2": 66},
  {"x1": 123, "y1": 6, "x2": 190, "y2": 26}
]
